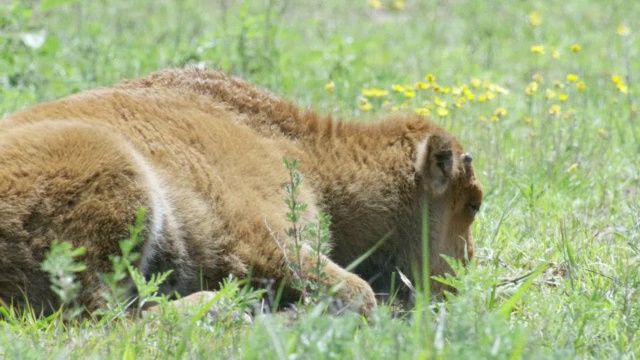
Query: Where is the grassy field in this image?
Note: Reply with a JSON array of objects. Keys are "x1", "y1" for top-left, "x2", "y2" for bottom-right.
[{"x1": 1, "y1": 0, "x2": 640, "y2": 358}]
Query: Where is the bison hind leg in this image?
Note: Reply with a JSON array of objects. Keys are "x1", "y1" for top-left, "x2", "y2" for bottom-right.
[{"x1": 0, "y1": 120, "x2": 188, "y2": 315}]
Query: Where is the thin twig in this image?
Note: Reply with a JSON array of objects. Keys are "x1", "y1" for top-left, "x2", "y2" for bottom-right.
[{"x1": 497, "y1": 268, "x2": 541, "y2": 287}]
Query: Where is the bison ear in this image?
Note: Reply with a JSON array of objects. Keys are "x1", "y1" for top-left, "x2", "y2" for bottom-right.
[{"x1": 414, "y1": 134, "x2": 456, "y2": 195}]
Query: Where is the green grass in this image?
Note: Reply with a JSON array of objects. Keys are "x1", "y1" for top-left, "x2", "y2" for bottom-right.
[{"x1": 1, "y1": 0, "x2": 640, "y2": 358}]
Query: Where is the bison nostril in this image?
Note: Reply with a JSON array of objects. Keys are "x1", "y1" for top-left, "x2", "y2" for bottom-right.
[{"x1": 462, "y1": 153, "x2": 473, "y2": 163}]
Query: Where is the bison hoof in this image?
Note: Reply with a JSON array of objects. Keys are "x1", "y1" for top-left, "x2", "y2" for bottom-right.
[{"x1": 332, "y1": 276, "x2": 377, "y2": 317}]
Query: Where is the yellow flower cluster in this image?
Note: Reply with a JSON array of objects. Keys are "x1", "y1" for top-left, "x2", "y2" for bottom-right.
[
  {"x1": 362, "y1": 88, "x2": 389, "y2": 97},
  {"x1": 546, "y1": 103, "x2": 576, "y2": 119},
  {"x1": 526, "y1": 13, "x2": 586, "y2": 62},
  {"x1": 612, "y1": 75, "x2": 629, "y2": 94},
  {"x1": 530, "y1": 43, "x2": 584, "y2": 60},
  {"x1": 356, "y1": 73, "x2": 509, "y2": 119},
  {"x1": 521, "y1": 74, "x2": 584, "y2": 119},
  {"x1": 525, "y1": 73, "x2": 587, "y2": 102},
  {"x1": 348, "y1": 16, "x2": 628, "y2": 123}
]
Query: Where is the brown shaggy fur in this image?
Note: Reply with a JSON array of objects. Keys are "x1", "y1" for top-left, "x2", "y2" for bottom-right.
[{"x1": 0, "y1": 68, "x2": 482, "y2": 316}]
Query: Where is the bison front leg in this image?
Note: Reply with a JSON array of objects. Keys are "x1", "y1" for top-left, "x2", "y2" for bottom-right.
[
  {"x1": 311, "y1": 252, "x2": 378, "y2": 316},
  {"x1": 258, "y1": 237, "x2": 377, "y2": 317}
]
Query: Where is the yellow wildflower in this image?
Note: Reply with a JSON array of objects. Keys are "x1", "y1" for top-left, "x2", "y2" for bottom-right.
[
  {"x1": 392, "y1": 84, "x2": 405, "y2": 92},
  {"x1": 325, "y1": 81, "x2": 335, "y2": 94},
  {"x1": 479, "y1": 115, "x2": 489, "y2": 122},
  {"x1": 432, "y1": 84, "x2": 441, "y2": 92},
  {"x1": 532, "y1": 74, "x2": 543, "y2": 83},
  {"x1": 494, "y1": 85, "x2": 510, "y2": 95},
  {"x1": 425, "y1": 74, "x2": 436, "y2": 83},
  {"x1": 452, "y1": 86, "x2": 463, "y2": 96},
  {"x1": 414, "y1": 108, "x2": 430, "y2": 117},
  {"x1": 525, "y1": 81, "x2": 539, "y2": 96},
  {"x1": 404, "y1": 90, "x2": 416, "y2": 98},
  {"x1": 486, "y1": 91, "x2": 496, "y2": 100},
  {"x1": 545, "y1": 89, "x2": 556, "y2": 100},
  {"x1": 437, "y1": 107, "x2": 449, "y2": 117},
  {"x1": 494, "y1": 106, "x2": 508, "y2": 119},
  {"x1": 361, "y1": 88, "x2": 389, "y2": 97},
  {"x1": 455, "y1": 97, "x2": 466, "y2": 108},
  {"x1": 415, "y1": 81, "x2": 429, "y2": 90},
  {"x1": 477, "y1": 94, "x2": 487, "y2": 102},
  {"x1": 369, "y1": 0, "x2": 383, "y2": 10},
  {"x1": 392, "y1": 0, "x2": 405, "y2": 10},
  {"x1": 552, "y1": 49, "x2": 560, "y2": 59},
  {"x1": 576, "y1": 81, "x2": 586, "y2": 91},
  {"x1": 558, "y1": 93, "x2": 568, "y2": 101},
  {"x1": 618, "y1": 83, "x2": 629, "y2": 94},
  {"x1": 549, "y1": 104, "x2": 561, "y2": 116},
  {"x1": 360, "y1": 101, "x2": 372, "y2": 112},
  {"x1": 612, "y1": 75, "x2": 623, "y2": 84},
  {"x1": 554, "y1": 80, "x2": 565, "y2": 89},
  {"x1": 462, "y1": 86, "x2": 472, "y2": 96},
  {"x1": 570, "y1": 44, "x2": 581, "y2": 53},
  {"x1": 434, "y1": 97, "x2": 447, "y2": 107},
  {"x1": 530, "y1": 45, "x2": 545, "y2": 54},
  {"x1": 528, "y1": 11, "x2": 541, "y2": 26},
  {"x1": 598, "y1": 128, "x2": 607, "y2": 136},
  {"x1": 471, "y1": 78, "x2": 482, "y2": 88},
  {"x1": 441, "y1": 87, "x2": 451, "y2": 94},
  {"x1": 466, "y1": 92, "x2": 475, "y2": 101},
  {"x1": 617, "y1": 24, "x2": 630, "y2": 36},
  {"x1": 567, "y1": 163, "x2": 578, "y2": 174},
  {"x1": 566, "y1": 74, "x2": 579, "y2": 82},
  {"x1": 613, "y1": 75, "x2": 630, "y2": 93}
]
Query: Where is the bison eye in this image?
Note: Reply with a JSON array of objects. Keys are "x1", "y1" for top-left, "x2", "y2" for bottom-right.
[{"x1": 468, "y1": 202, "x2": 481, "y2": 214}]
